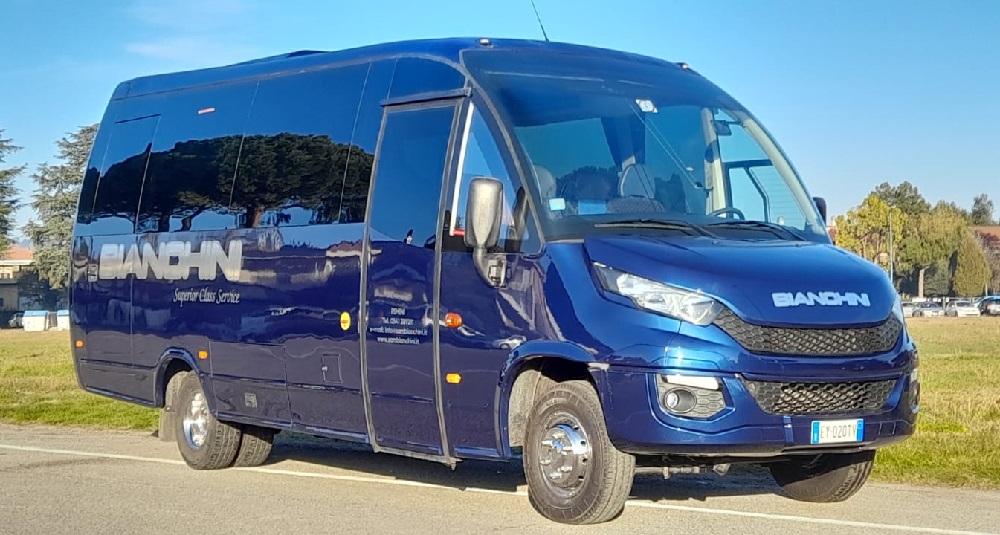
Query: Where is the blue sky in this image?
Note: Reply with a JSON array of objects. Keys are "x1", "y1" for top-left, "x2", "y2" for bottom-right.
[{"x1": 1, "y1": 0, "x2": 998, "y2": 239}]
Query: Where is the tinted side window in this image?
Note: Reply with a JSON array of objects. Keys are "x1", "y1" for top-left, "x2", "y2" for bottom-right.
[
  {"x1": 136, "y1": 82, "x2": 257, "y2": 233},
  {"x1": 233, "y1": 64, "x2": 368, "y2": 227},
  {"x1": 388, "y1": 58, "x2": 466, "y2": 100},
  {"x1": 339, "y1": 60, "x2": 394, "y2": 223},
  {"x1": 90, "y1": 115, "x2": 160, "y2": 235},
  {"x1": 446, "y1": 108, "x2": 539, "y2": 253},
  {"x1": 368, "y1": 104, "x2": 457, "y2": 244},
  {"x1": 76, "y1": 117, "x2": 114, "y2": 228}
]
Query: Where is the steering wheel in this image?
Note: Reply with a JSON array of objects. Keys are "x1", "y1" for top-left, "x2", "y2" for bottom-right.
[{"x1": 708, "y1": 207, "x2": 746, "y2": 219}]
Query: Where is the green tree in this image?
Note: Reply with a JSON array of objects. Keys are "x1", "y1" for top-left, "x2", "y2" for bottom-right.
[
  {"x1": 832, "y1": 193, "x2": 907, "y2": 280},
  {"x1": 873, "y1": 181, "x2": 930, "y2": 216},
  {"x1": 971, "y1": 231, "x2": 1000, "y2": 294},
  {"x1": 23, "y1": 124, "x2": 97, "y2": 291},
  {"x1": 919, "y1": 260, "x2": 951, "y2": 297},
  {"x1": 899, "y1": 205, "x2": 966, "y2": 297},
  {"x1": 934, "y1": 200, "x2": 970, "y2": 222},
  {"x1": 970, "y1": 194, "x2": 995, "y2": 226},
  {"x1": 0, "y1": 127, "x2": 25, "y2": 253},
  {"x1": 951, "y1": 230, "x2": 991, "y2": 296},
  {"x1": 15, "y1": 265, "x2": 61, "y2": 310}
]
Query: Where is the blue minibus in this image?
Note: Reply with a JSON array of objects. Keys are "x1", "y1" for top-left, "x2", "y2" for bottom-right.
[{"x1": 70, "y1": 37, "x2": 918, "y2": 524}]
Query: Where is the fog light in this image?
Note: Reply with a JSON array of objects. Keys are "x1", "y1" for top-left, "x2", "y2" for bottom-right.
[
  {"x1": 657, "y1": 375, "x2": 726, "y2": 419},
  {"x1": 663, "y1": 388, "x2": 697, "y2": 414}
]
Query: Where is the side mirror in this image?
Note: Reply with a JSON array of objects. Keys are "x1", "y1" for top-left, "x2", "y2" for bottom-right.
[
  {"x1": 464, "y1": 177, "x2": 505, "y2": 286},
  {"x1": 813, "y1": 196, "x2": 828, "y2": 225}
]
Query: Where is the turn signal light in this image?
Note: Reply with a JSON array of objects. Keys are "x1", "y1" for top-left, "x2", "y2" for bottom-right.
[
  {"x1": 74, "y1": 340, "x2": 84, "y2": 348},
  {"x1": 446, "y1": 373, "x2": 462, "y2": 384},
  {"x1": 198, "y1": 350, "x2": 209, "y2": 360},
  {"x1": 444, "y1": 313, "x2": 463, "y2": 328}
]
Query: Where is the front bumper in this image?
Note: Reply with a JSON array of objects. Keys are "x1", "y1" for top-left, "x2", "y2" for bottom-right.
[{"x1": 598, "y1": 359, "x2": 918, "y2": 457}]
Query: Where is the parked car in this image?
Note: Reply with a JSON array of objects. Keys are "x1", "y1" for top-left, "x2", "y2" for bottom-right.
[
  {"x1": 900, "y1": 301, "x2": 916, "y2": 317},
  {"x1": 945, "y1": 300, "x2": 980, "y2": 317},
  {"x1": 912, "y1": 302, "x2": 944, "y2": 317},
  {"x1": 978, "y1": 297, "x2": 1000, "y2": 316},
  {"x1": 8, "y1": 312, "x2": 23, "y2": 328}
]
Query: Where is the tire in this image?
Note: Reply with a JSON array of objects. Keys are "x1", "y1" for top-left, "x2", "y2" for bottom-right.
[
  {"x1": 768, "y1": 450, "x2": 876, "y2": 503},
  {"x1": 523, "y1": 379, "x2": 635, "y2": 525},
  {"x1": 231, "y1": 425, "x2": 276, "y2": 467},
  {"x1": 172, "y1": 371, "x2": 242, "y2": 470}
]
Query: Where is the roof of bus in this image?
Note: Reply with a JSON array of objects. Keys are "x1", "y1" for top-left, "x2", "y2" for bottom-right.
[{"x1": 113, "y1": 37, "x2": 685, "y2": 99}]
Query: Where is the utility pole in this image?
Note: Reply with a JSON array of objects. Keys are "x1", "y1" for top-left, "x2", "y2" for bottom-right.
[{"x1": 889, "y1": 214, "x2": 894, "y2": 286}]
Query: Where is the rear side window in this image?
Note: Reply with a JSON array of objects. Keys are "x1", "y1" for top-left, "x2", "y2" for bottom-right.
[
  {"x1": 89, "y1": 115, "x2": 160, "y2": 235},
  {"x1": 232, "y1": 64, "x2": 368, "y2": 227},
  {"x1": 76, "y1": 117, "x2": 114, "y2": 228},
  {"x1": 136, "y1": 82, "x2": 257, "y2": 233}
]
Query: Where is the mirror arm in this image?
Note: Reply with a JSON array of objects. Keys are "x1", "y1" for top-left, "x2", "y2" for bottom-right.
[{"x1": 473, "y1": 247, "x2": 506, "y2": 287}]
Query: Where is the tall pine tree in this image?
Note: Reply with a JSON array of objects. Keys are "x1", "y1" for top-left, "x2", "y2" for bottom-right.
[
  {"x1": 23, "y1": 124, "x2": 97, "y2": 291},
  {"x1": 0, "y1": 127, "x2": 25, "y2": 254}
]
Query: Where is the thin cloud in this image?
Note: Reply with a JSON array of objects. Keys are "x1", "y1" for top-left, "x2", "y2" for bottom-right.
[
  {"x1": 123, "y1": 0, "x2": 261, "y2": 65},
  {"x1": 126, "y1": 0, "x2": 253, "y2": 32},
  {"x1": 125, "y1": 37, "x2": 259, "y2": 65}
]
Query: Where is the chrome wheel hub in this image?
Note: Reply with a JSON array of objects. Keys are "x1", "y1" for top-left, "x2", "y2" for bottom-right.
[
  {"x1": 538, "y1": 417, "x2": 591, "y2": 494},
  {"x1": 182, "y1": 392, "x2": 209, "y2": 450}
]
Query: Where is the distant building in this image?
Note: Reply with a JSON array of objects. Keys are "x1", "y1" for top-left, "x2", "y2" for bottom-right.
[
  {"x1": 972, "y1": 226, "x2": 1000, "y2": 243},
  {"x1": 0, "y1": 245, "x2": 33, "y2": 311}
]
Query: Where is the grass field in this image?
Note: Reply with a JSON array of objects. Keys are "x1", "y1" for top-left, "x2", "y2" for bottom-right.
[
  {"x1": 0, "y1": 330, "x2": 157, "y2": 429},
  {"x1": 1, "y1": 318, "x2": 998, "y2": 488},
  {"x1": 870, "y1": 317, "x2": 1000, "y2": 488}
]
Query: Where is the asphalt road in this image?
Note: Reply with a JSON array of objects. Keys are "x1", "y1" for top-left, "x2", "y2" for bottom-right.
[{"x1": 1, "y1": 423, "x2": 998, "y2": 535}]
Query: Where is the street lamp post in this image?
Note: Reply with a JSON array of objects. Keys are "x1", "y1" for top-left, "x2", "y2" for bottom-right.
[{"x1": 889, "y1": 214, "x2": 894, "y2": 285}]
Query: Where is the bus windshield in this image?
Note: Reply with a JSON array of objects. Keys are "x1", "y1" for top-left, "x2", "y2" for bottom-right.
[{"x1": 464, "y1": 48, "x2": 828, "y2": 243}]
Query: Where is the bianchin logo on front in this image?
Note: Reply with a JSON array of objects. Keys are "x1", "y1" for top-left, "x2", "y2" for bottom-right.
[{"x1": 771, "y1": 291, "x2": 871, "y2": 308}]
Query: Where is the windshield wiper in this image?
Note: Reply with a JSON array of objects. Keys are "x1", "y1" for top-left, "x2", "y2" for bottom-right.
[
  {"x1": 704, "y1": 220, "x2": 806, "y2": 240},
  {"x1": 595, "y1": 218, "x2": 717, "y2": 237}
]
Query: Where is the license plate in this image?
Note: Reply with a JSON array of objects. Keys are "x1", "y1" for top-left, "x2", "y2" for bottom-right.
[{"x1": 810, "y1": 419, "x2": 864, "y2": 444}]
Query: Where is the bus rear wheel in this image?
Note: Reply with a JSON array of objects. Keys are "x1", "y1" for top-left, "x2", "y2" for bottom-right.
[
  {"x1": 768, "y1": 450, "x2": 876, "y2": 502},
  {"x1": 172, "y1": 371, "x2": 242, "y2": 470},
  {"x1": 523, "y1": 379, "x2": 635, "y2": 525},
  {"x1": 232, "y1": 424, "x2": 276, "y2": 467}
]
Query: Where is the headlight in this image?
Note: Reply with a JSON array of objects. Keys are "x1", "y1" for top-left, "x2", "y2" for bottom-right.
[{"x1": 593, "y1": 263, "x2": 723, "y2": 326}]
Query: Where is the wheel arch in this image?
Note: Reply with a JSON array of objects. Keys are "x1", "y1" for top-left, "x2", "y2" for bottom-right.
[
  {"x1": 495, "y1": 340, "x2": 607, "y2": 458},
  {"x1": 153, "y1": 349, "x2": 207, "y2": 443},
  {"x1": 153, "y1": 349, "x2": 203, "y2": 408}
]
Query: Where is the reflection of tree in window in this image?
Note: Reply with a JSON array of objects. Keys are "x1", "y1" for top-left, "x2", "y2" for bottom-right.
[
  {"x1": 137, "y1": 137, "x2": 242, "y2": 232},
  {"x1": 93, "y1": 145, "x2": 149, "y2": 225},
  {"x1": 125, "y1": 134, "x2": 375, "y2": 231},
  {"x1": 230, "y1": 134, "x2": 372, "y2": 228}
]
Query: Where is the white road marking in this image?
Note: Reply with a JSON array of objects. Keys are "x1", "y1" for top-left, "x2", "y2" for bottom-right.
[{"x1": 0, "y1": 443, "x2": 996, "y2": 535}]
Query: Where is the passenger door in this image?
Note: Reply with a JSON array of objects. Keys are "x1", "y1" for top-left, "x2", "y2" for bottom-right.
[
  {"x1": 362, "y1": 100, "x2": 460, "y2": 456},
  {"x1": 437, "y1": 103, "x2": 543, "y2": 458}
]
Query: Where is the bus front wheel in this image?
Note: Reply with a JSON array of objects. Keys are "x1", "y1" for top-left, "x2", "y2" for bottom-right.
[{"x1": 522, "y1": 378, "x2": 635, "y2": 525}]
